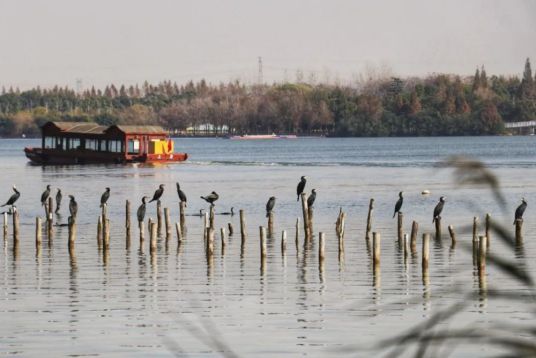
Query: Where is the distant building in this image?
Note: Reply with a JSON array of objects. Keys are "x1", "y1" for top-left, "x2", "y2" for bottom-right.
[{"x1": 184, "y1": 123, "x2": 229, "y2": 136}]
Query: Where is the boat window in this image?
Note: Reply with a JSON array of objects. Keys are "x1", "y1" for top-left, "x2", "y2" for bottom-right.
[
  {"x1": 127, "y1": 139, "x2": 140, "y2": 154},
  {"x1": 99, "y1": 140, "x2": 107, "y2": 152},
  {"x1": 69, "y1": 138, "x2": 81, "y2": 150},
  {"x1": 44, "y1": 136, "x2": 55, "y2": 149},
  {"x1": 108, "y1": 140, "x2": 123, "y2": 153},
  {"x1": 85, "y1": 139, "x2": 98, "y2": 151},
  {"x1": 56, "y1": 137, "x2": 62, "y2": 149}
]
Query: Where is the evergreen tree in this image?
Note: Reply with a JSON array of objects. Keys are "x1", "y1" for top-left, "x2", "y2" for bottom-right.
[
  {"x1": 519, "y1": 58, "x2": 534, "y2": 98},
  {"x1": 480, "y1": 66, "x2": 488, "y2": 89},
  {"x1": 472, "y1": 68, "x2": 481, "y2": 92}
]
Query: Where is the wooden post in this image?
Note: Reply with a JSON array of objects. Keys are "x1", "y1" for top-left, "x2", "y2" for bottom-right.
[
  {"x1": 220, "y1": 227, "x2": 226, "y2": 250},
  {"x1": 125, "y1": 200, "x2": 131, "y2": 242},
  {"x1": 104, "y1": 219, "x2": 110, "y2": 250},
  {"x1": 366, "y1": 199, "x2": 374, "y2": 240},
  {"x1": 422, "y1": 233, "x2": 430, "y2": 272},
  {"x1": 240, "y1": 209, "x2": 247, "y2": 247},
  {"x1": 206, "y1": 227, "x2": 214, "y2": 257},
  {"x1": 260, "y1": 226, "x2": 267, "y2": 260},
  {"x1": 164, "y1": 207, "x2": 171, "y2": 240},
  {"x1": 515, "y1": 219, "x2": 523, "y2": 242},
  {"x1": 150, "y1": 222, "x2": 157, "y2": 254},
  {"x1": 97, "y1": 216, "x2": 103, "y2": 248},
  {"x1": 372, "y1": 232, "x2": 380, "y2": 267},
  {"x1": 175, "y1": 222, "x2": 182, "y2": 243},
  {"x1": 3, "y1": 212, "x2": 7, "y2": 241},
  {"x1": 12, "y1": 208, "x2": 19, "y2": 245},
  {"x1": 35, "y1": 217, "x2": 42, "y2": 247},
  {"x1": 228, "y1": 222, "x2": 234, "y2": 236},
  {"x1": 139, "y1": 221, "x2": 145, "y2": 245},
  {"x1": 281, "y1": 230, "x2": 287, "y2": 254},
  {"x1": 203, "y1": 212, "x2": 209, "y2": 242},
  {"x1": 435, "y1": 217, "x2": 441, "y2": 240},
  {"x1": 300, "y1": 193, "x2": 311, "y2": 242},
  {"x1": 472, "y1": 216, "x2": 478, "y2": 242},
  {"x1": 101, "y1": 213, "x2": 107, "y2": 248},
  {"x1": 448, "y1": 225, "x2": 456, "y2": 247},
  {"x1": 319, "y1": 232, "x2": 325, "y2": 263},
  {"x1": 179, "y1": 201, "x2": 186, "y2": 230},
  {"x1": 209, "y1": 206, "x2": 215, "y2": 229},
  {"x1": 403, "y1": 233, "x2": 408, "y2": 261},
  {"x1": 485, "y1": 213, "x2": 491, "y2": 248},
  {"x1": 267, "y1": 211, "x2": 274, "y2": 238},
  {"x1": 410, "y1": 221, "x2": 418, "y2": 252},
  {"x1": 157, "y1": 200, "x2": 163, "y2": 236},
  {"x1": 307, "y1": 206, "x2": 314, "y2": 237},
  {"x1": 478, "y1": 235, "x2": 487, "y2": 272},
  {"x1": 397, "y1": 212, "x2": 403, "y2": 245},
  {"x1": 68, "y1": 216, "x2": 76, "y2": 250}
]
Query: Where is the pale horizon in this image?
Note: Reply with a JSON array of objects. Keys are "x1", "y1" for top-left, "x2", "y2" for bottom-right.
[{"x1": 0, "y1": 0, "x2": 535, "y2": 90}]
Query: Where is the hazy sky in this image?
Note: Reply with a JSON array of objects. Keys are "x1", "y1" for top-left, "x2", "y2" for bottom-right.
[{"x1": 0, "y1": 0, "x2": 535, "y2": 89}]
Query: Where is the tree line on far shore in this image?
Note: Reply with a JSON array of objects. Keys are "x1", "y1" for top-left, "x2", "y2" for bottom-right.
[{"x1": 1, "y1": 58, "x2": 535, "y2": 138}]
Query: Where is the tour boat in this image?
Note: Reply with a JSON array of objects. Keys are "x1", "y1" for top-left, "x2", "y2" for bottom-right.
[{"x1": 24, "y1": 121, "x2": 188, "y2": 165}]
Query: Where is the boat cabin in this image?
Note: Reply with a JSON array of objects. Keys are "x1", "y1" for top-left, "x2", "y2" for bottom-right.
[{"x1": 25, "y1": 121, "x2": 188, "y2": 164}]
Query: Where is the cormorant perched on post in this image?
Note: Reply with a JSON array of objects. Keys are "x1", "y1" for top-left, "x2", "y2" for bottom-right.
[
  {"x1": 200, "y1": 191, "x2": 219, "y2": 206},
  {"x1": 266, "y1": 197, "x2": 276, "y2": 217},
  {"x1": 41, "y1": 185, "x2": 51, "y2": 206},
  {"x1": 432, "y1": 196, "x2": 446, "y2": 223},
  {"x1": 296, "y1": 176, "x2": 307, "y2": 201},
  {"x1": 149, "y1": 184, "x2": 165, "y2": 203},
  {"x1": 514, "y1": 198, "x2": 527, "y2": 225},
  {"x1": 176, "y1": 182, "x2": 187, "y2": 206},
  {"x1": 1, "y1": 186, "x2": 20, "y2": 208},
  {"x1": 68, "y1": 195, "x2": 78, "y2": 218},
  {"x1": 55, "y1": 188, "x2": 62, "y2": 213},
  {"x1": 307, "y1": 189, "x2": 317, "y2": 208},
  {"x1": 137, "y1": 196, "x2": 149, "y2": 223},
  {"x1": 100, "y1": 187, "x2": 110, "y2": 208},
  {"x1": 393, "y1": 191, "x2": 404, "y2": 218}
]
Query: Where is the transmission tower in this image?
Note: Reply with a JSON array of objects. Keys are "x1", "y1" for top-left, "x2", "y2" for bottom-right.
[
  {"x1": 258, "y1": 56, "x2": 263, "y2": 85},
  {"x1": 75, "y1": 78, "x2": 83, "y2": 93}
]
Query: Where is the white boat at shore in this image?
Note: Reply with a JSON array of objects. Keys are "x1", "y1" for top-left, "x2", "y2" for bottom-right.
[{"x1": 227, "y1": 134, "x2": 298, "y2": 140}]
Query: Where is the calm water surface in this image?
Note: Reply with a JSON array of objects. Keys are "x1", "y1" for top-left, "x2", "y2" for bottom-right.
[{"x1": 0, "y1": 136, "x2": 535, "y2": 357}]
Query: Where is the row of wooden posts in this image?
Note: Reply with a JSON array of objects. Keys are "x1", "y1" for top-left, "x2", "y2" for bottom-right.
[{"x1": 2, "y1": 193, "x2": 525, "y2": 277}]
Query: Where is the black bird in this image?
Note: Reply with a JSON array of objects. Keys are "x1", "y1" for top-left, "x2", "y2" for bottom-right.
[
  {"x1": 513, "y1": 198, "x2": 527, "y2": 225},
  {"x1": 307, "y1": 189, "x2": 317, "y2": 208},
  {"x1": 68, "y1": 195, "x2": 78, "y2": 218},
  {"x1": 2, "y1": 186, "x2": 20, "y2": 208},
  {"x1": 266, "y1": 197, "x2": 276, "y2": 217},
  {"x1": 296, "y1": 176, "x2": 307, "y2": 201},
  {"x1": 100, "y1": 187, "x2": 110, "y2": 207},
  {"x1": 432, "y1": 196, "x2": 446, "y2": 223},
  {"x1": 176, "y1": 182, "x2": 187, "y2": 206},
  {"x1": 149, "y1": 184, "x2": 165, "y2": 203},
  {"x1": 137, "y1": 196, "x2": 149, "y2": 222},
  {"x1": 41, "y1": 184, "x2": 51, "y2": 206},
  {"x1": 55, "y1": 188, "x2": 62, "y2": 214},
  {"x1": 201, "y1": 191, "x2": 219, "y2": 206},
  {"x1": 219, "y1": 207, "x2": 234, "y2": 216},
  {"x1": 393, "y1": 191, "x2": 404, "y2": 218}
]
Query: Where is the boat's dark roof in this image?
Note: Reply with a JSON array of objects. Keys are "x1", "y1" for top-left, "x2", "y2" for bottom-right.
[
  {"x1": 112, "y1": 125, "x2": 167, "y2": 134},
  {"x1": 43, "y1": 122, "x2": 167, "y2": 135}
]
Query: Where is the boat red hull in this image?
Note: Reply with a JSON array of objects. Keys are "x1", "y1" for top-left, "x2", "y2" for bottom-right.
[{"x1": 24, "y1": 147, "x2": 188, "y2": 165}]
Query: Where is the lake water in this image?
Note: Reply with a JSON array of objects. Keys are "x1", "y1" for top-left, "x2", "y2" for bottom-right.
[{"x1": 0, "y1": 136, "x2": 534, "y2": 357}]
